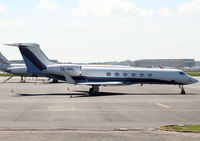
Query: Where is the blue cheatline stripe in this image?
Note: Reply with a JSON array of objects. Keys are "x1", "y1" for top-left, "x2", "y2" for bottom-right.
[
  {"x1": 0, "y1": 59, "x2": 9, "y2": 64},
  {"x1": 72, "y1": 76, "x2": 183, "y2": 85},
  {"x1": 19, "y1": 47, "x2": 47, "y2": 71}
]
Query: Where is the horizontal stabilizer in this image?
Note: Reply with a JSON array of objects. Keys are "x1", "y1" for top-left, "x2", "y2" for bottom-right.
[{"x1": 4, "y1": 43, "x2": 39, "y2": 47}]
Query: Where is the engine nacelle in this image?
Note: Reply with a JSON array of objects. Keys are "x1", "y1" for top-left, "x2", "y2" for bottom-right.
[{"x1": 8, "y1": 67, "x2": 27, "y2": 74}]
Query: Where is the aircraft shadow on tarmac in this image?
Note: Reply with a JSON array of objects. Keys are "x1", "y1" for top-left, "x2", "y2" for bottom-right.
[
  {"x1": 74, "y1": 91, "x2": 197, "y2": 97},
  {"x1": 15, "y1": 91, "x2": 197, "y2": 97},
  {"x1": 16, "y1": 93, "x2": 86, "y2": 97}
]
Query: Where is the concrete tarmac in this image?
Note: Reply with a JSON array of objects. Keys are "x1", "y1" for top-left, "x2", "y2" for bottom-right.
[{"x1": 0, "y1": 77, "x2": 200, "y2": 140}]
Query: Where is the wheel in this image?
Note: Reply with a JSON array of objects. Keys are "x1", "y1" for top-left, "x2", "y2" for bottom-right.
[
  {"x1": 181, "y1": 90, "x2": 186, "y2": 94},
  {"x1": 89, "y1": 88, "x2": 94, "y2": 96},
  {"x1": 52, "y1": 79, "x2": 58, "y2": 83},
  {"x1": 89, "y1": 88, "x2": 99, "y2": 96}
]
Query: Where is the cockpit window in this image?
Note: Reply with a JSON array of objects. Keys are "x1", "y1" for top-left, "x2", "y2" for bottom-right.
[{"x1": 179, "y1": 72, "x2": 186, "y2": 75}]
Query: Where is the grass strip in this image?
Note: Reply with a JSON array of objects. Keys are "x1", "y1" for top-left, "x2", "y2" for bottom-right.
[
  {"x1": 185, "y1": 71, "x2": 200, "y2": 76},
  {"x1": 160, "y1": 125, "x2": 200, "y2": 133},
  {"x1": 0, "y1": 73, "x2": 13, "y2": 77}
]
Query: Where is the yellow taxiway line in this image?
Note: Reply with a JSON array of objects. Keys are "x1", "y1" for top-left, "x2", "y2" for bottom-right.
[{"x1": 156, "y1": 103, "x2": 170, "y2": 108}]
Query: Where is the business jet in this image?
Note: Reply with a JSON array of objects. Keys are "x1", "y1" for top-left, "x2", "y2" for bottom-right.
[
  {"x1": 0, "y1": 52, "x2": 33, "y2": 82},
  {"x1": 5, "y1": 43, "x2": 198, "y2": 96},
  {"x1": 0, "y1": 52, "x2": 59, "y2": 83}
]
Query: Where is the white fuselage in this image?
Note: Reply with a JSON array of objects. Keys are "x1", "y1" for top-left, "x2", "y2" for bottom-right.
[
  {"x1": 46, "y1": 64, "x2": 198, "y2": 85},
  {"x1": 0, "y1": 63, "x2": 35, "y2": 77}
]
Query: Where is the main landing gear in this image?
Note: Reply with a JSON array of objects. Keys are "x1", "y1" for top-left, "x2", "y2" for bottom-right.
[
  {"x1": 179, "y1": 85, "x2": 186, "y2": 94},
  {"x1": 89, "y1": 85, "x2": 99, "y2": 96},
  {"x1": 19, "y1": 76, "x2": 26, "y2": 83}
]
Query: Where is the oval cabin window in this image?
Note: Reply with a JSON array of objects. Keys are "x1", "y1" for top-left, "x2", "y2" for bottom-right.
[
  {"x1": 140, "y1": 73, "x2": 144, "y2": 77},
  {"x1": 106, "y1": 72, "x2": 111, "y2": 76},
  {"x1": 115, "y1": 72, "x2": 120, "y2": 77},
  {"x1": 132, "y1": 73, "x2": 136, "y2": 77}
]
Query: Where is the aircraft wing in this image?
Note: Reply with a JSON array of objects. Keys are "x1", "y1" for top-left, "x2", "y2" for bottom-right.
[
  {"x1": 62, "y1": 71, "x2": 76, "y2": 84},
  {"x1": 77, "y1": 82, "x2": 123, "y2": 86}
]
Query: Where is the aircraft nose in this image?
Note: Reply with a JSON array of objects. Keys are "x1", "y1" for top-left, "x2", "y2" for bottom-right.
[
  {"x1": 189, "y1": 77, "x2": 199, "y2": 84},
  {"x1": 192, "y1": 78, "x2": 199, "y2": 83},
  {"x1": 6, "y1": 69, "x2": 11, "y2": 73}
]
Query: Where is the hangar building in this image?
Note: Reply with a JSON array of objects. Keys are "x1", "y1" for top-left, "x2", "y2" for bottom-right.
[{"x1": 134, "y1": 59, "x2": 195, "y2": 69}]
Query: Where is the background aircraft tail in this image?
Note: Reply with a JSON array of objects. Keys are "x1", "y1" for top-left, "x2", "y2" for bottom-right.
[
  {"x1": 158, "y1": 63, "x2": 164, "y2": 69},
  {"x1": 0, "y1": 52, "x2": 10, "y2": 65},
  {"x1": 5, "y1": 43, "x2": 55, "y2": 73},
  {"x1": 0, "y1": 52, "x2": 11, "y2": 71}
]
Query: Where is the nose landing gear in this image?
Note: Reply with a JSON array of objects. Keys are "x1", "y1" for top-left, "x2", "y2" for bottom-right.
[{"x1": 179, "y1": 85, "x2": 186, "y2": 94}]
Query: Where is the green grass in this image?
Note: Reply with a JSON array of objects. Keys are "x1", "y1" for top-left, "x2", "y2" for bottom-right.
[
  {"x1": 185, "y1": 71, "x2": 200, "y2": 77},
  {"x1": 160, "y1": 125, "x2": 200, "y2": 132},
  {"x1": 0, "y1": 73, "x2": 13, "y2": 77}
]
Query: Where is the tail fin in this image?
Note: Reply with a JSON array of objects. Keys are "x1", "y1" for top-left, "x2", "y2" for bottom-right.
[
  {"x1": 0, "y1": 52, "x2": 10, "y2": 65},
  {"x1": 158, "y1": 63, "x2": 164, "y2": 69},
  {"x1": 5, "y1": 43, "x2": 55, "y2": 73}
]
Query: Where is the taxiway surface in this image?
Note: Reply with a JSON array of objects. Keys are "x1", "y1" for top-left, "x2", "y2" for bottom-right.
[{"x1": 0, "y1": 77, "x2": 200, "y2": 140}]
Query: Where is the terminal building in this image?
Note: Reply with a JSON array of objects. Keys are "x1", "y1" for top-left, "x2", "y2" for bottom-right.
[{"x1": 134, "y1": 59, "x2": 195, "y2": 69}]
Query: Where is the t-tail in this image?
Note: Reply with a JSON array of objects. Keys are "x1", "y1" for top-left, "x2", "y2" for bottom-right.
[
  {"x1": 0, "y1": 52, "x2": 11, "y2": 71},
  {"x1": 0, "y1": 52, "x2": 10, "y2": 65},
  {"x1": 5, "y1": 43, "x2": 55, "y2": 74}
]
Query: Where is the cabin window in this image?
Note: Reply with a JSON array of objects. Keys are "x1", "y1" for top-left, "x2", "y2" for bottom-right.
[
  {"x1": 132, "y1": 73, "x2": 136, "y2": 77},
  {"x1": 106, "y1": 72, "x2": 111, "y2": 76},
  {"x1": 148, "y1": 74, "x2": 152, "y2": 77},
  {"x1": 179, "y1": 72, "x2": 186, "y2": 75},
  {"x1": 140, "y1": 73, "x2": 144, "y2": 77},
  {"x1": 123, "y1": 73, "x2": 128, "y2": 77},
  {"x1": 115, "y1": 72, "x2": 120, "y2": 77}
]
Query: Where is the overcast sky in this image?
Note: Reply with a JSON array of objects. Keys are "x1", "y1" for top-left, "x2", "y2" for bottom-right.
[{"x1": 0, "y1": 0, "x2": 199, "y2": 63}]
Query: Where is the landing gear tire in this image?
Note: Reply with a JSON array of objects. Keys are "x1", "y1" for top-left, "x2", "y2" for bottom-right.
[
  {"x1": 180, "y1": 85, "x2": 186, "y2": 95},
  {"x1": 19, "y1": 76, "x2": 25, "y2": 83},
  {"x1": 181, "y1": 89, "x2": 186, "y2": 95},
  {"x1": 52, "y1": 79, "x2": 58, "y2": 83},
  {"x1": 89, "y1": 86, "x2": 99, "y2": 96},
  {"x1": 89, "y1": 88, "x2": 95, "y2": 96}
]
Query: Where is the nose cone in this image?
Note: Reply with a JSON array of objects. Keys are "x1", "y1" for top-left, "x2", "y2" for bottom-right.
[
  {"x1": 189, "y1": 77, "x2": 199, "y2": 84},
  {"x1": 192, "y1": 78, "x2": 199, "y2": 83},
  {"x1": 6, "y1": 69, "x2": 11, "y2": 73}
]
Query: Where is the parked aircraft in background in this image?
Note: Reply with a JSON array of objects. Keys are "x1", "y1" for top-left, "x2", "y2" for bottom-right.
[
  {"x1": 0, "y1": 51, "x2": 58, "y2": 83},
  {"x1": 5, "y1": 43, "x2": 199, "y2": 95},
  {"x1": 158, "y1": 63, "x2": 164, "y2": 69},
  {"x1": 0, "y1": 52, "x2": 32, "y2": 82},
  {"x1": 158, "y1": 63, "x2": 176, "y2": 69}
]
